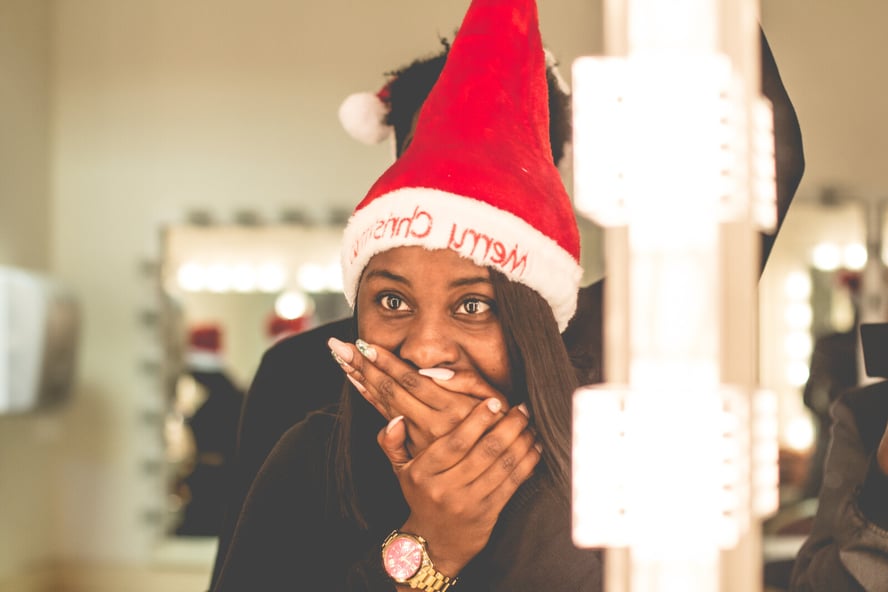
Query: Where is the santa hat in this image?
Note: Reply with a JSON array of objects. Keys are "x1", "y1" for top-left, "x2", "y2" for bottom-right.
[
  {"x1": 337, "y1": 41, "x2": 573, "y2": 167},
  {"x1": 186, "y1": 324, "x2": 226, "y2": 372},
  {"x1": 341, "y1": 0, "x2": 582, "y2": 331}
]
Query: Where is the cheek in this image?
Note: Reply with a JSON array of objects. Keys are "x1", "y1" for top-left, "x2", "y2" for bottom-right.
[
  {"x1": 474, "y1": 333, "x2": 512, "y2": 394},
  {"x1": 356, "y1": 305, "x2": 404, "y2": 352}
]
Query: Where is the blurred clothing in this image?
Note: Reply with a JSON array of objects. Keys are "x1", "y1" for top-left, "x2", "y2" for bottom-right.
[{"x1": 790, "y1": 381, "x2": 888, "y2": 591}]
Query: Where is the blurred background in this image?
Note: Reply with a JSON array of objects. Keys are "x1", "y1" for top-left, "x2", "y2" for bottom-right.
[{"x1": 1, "y1": 0, "x2": 886, "y2": 590}]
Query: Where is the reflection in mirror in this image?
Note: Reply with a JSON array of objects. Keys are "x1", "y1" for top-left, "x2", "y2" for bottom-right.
[
  {"x1": 761, "y1": 195, "x2": 888, "y2": 542},
  {"x1": 158, "y1": 223, "x2": 346, "y2": 539}
]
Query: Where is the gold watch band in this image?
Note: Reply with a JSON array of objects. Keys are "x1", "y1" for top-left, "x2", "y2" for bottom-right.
[{"x1": 408, "y1": 563, "x2": 455, "y2": 591}]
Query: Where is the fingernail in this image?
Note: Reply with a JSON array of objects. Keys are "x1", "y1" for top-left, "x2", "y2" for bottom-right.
[
  {"x1": 418, "y1": 368, "x2": 455, "y2": 380},
  {"x1": 534, "y1": 442, "x2": 543, "y2": 454},
  {"x1": 346, "y1": 374, "x2": 366, "y2": 394},
  {"x1": 330, "y1": 350, "x2": 354, "y2": 373},
  {"x1": 517, "y1": 403, "x2": 529, "y2": 417},
  {"x1": 486, "y1": 398, "x2": 502, "y2": 413},
  {"x1": 386, "y1": 415, "x2": 404, "y2": 434},
  {"x1": 355, "y1": 339, "x2": 378, "y2": 362},
  {"x1": 328, "y1": 338, "x2": 354, "y2": 364}
]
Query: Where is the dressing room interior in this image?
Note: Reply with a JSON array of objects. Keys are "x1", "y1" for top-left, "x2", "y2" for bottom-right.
[{"x1": 2, "y1": 0, "x2": 886, "y2": 590}]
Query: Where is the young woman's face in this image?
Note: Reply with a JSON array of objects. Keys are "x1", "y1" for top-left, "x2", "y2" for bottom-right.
[{"x1": 356, "y1": 246, "x2": 512, "y2": 399}]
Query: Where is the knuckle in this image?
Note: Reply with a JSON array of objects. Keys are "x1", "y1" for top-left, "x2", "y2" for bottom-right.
[
  {"x1": 445, "y1": 411, "x2": 463, "y2": 430},
  {"x1": 509, "y1": 470, "x2": 527, "y2": 487},
  {"x1": 445, "y1": 435, "x2": 468, "y2": 454},
  {"x1": 377, "y1": 377, "x2": 396, "y2": 400},
  {"x1": 482, "y1": 436, "x2": 505, "y2": 459},
  {"x1": 399, "y1": 371, "x2": 421, "y2": 390},
  {"x1": 428, "y1": 424, "x2": 446, "y2": 440},
  {"x1": 427, "y1": 485, "x2": 446, "y2": 505},
  {"x1": 500, "y1": 453, "x2": 517, "y2": 471}
]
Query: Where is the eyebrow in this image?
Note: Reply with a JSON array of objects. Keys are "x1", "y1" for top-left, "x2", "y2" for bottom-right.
[{"x1": 364, "y1": 269, "x2": 492, "y2": 289}]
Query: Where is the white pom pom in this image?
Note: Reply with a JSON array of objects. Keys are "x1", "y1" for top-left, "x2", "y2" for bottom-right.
[{"x1": 338, "y1": 92, "x2": 392, "y2": 145}]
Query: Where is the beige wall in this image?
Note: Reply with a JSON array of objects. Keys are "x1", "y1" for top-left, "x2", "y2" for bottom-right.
[
  {"x1": 0, "y1": 0, "x2": 59, "y2": 586},
  {"x1": 0, "y1": 0, "x2": 50, "y2": 270},
  {"x1": 762, "y1": 0, "x2": 888, "y2": 198}
]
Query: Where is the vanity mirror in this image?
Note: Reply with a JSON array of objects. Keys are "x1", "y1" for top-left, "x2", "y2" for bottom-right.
[{"x1": 157, "y1": 222, "x2": 347, "y2": 541}]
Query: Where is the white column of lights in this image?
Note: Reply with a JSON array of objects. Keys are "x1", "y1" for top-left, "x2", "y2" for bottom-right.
[{"x1": 571, "y1": 0, "x2": 778, "y2": 591}]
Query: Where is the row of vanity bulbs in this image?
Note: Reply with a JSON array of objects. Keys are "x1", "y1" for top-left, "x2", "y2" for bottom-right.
[{"x1": 175, "y1": 260, "x2": 344, "y2": 295}]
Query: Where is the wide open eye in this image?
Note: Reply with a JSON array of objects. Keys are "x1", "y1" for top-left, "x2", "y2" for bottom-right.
[
  {"x1": 457, "y1": 297, "x2": 493, "y2": 316},
  {"x1": 378, "y1": 293, "x2": 409, "y2": 312}
]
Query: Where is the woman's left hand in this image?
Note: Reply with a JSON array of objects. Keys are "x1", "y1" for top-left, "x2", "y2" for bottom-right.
[
  {"x1": 378, "y1": 398, "x2": 540, "y2": 578},
  {"x1": 328, "y1": 337, "x2": 509, "y2": 455}
]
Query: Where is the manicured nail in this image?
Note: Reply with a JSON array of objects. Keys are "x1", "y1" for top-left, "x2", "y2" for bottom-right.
[
  {"x1": 517, "y1": 403, "x2": 529, "y2": 417},
  {"x1": 386, "y1": 415, "x2": 404, "y2": 434},
  {"x1": 355, "y1": 339, "x2": 378, "y2": 362},
  {"x1": 330, "y1": 350, "x2": 355, "y2": 372},
  {"x1": 328, "y1": 338, "x2": 354, "y2": 364},
  {"x1": 486, "y1": 398, "x2": 502, "y2": 413},
  {"x1": 418, "y1": 368, "x2": 455, "y2": 380},
  {"x1": 346, "y1": 374, "x2": 366, "y2": 394}
]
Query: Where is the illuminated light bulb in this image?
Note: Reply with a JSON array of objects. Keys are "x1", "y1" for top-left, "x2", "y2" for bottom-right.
[
  {"x1": 784, "y1": 331, "x2": 813, "y2": 359},
  {"x1": 842, "y1": 243, "x2": 867, "y2": 270},
  {"x1": 256, "y1": 263, "x2": 287, "y2": 293},
  {"x1": 275, "y1": 290, "x2": 309, "y2": 320},
  {"x1": 297, "y1": 263, "x2": 326, "y2": 293},
  {"x1": 324, "y1": 262, "x2": 344, "y2": 292},
  {"x1": 177, "y1": 262, "x2": 206, "y2": 292},
  {"x1": 784, "y1": 415, "x2": 815, "y2": 452},
  {"x1": 811, "y1": 243, "x2": 841, "y2": 271},
  {"x1": 783, "y1": 302, "x2": 813, "y2": 329},
  {"x1": 783, "y1": 271, "x2": 812, "y2": 300},
  {"x1": 785, "y1": 361, "x2": 810, "y2": 387},
  {"x1": 205, "y1": 263, "x2": 232, "y2": 293},
  {"x1": 231, "y1": 263, "x2": 257, "y2": 292}
]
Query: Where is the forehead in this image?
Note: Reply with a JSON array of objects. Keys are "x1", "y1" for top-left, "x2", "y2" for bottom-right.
[{"x1": 363, "y1": 246, "x2": 491, "y2": 281}]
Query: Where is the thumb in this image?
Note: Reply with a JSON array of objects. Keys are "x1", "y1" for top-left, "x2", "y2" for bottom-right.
[{"x1": 377, "y1": 415, "x2": 410, "y2": 469}]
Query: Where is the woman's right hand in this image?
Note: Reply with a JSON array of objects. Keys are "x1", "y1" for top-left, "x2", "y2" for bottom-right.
[
  {"x1": 377, "y1": 397, "x2": 540, "y2": 579},
  {"x1": 328, "y1": 337, "x2": 510, "y2": 455}
]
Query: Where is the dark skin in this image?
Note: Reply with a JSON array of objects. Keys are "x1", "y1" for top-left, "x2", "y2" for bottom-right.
[{"x1": 329, "y1": 246, "x2": 541, "y2": 580}]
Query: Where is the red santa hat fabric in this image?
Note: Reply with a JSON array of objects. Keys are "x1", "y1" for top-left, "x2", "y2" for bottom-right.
[
  {"x1": 186, "y1": 324, "x2": 226, "y2": 372},
  {"x1": 341, "y1": 0, "x2": 582, "y2": 330}
]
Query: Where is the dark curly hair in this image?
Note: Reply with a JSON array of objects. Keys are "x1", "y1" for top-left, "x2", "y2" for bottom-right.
[{"x1": 385, "y1": 37, "x2": 572, "y2": 166}]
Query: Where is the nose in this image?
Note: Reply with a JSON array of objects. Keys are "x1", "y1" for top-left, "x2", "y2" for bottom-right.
[{"x1": 397, "y1": 311, "x2": 460, "y2": 370}]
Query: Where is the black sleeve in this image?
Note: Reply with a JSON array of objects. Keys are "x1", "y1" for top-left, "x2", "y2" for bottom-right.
[
  {"x1": 212, "y1": 414, "x2": 395, "y2": 592},
  {"x1": 483, "y1": 476, "x2": 604, "y2": 591},
  {"x1": 857, "y1": 453, "x2": 888, "y2": 531},
  {"x1": 209, "y1": 318, "x2": 354, "y2": 590}
]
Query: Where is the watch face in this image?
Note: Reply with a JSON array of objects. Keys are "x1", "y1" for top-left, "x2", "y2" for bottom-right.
[{"x1": 383, "y1": 535, "x2": 423, "y2": 582}]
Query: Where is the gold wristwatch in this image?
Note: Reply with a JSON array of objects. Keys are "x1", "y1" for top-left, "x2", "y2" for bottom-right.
[{"x1": 381, "y1": 530, "x2": 457, "y2": 591}]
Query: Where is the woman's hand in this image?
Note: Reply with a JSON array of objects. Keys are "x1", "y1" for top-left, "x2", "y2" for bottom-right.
[
  {"x1": 328, "y1": 337, "x2": 509, "y2": 455},
  {"x1": 378, "y1": 398, "x2": 540, "y2": 578}
]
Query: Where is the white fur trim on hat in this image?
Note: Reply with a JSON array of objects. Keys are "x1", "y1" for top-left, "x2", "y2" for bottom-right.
[
  {"x1": 341, "y1": 188, "x2": 582, "y2": 331},
  {"x1": 187, "y1": 350, "x2": 226, "y2": 372},
  {"x1": 338, "y1": 92, "x2": 392, "y2": 145}
]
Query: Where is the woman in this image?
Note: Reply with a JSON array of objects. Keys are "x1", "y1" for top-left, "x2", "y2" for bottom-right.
[{"x1": 212, "y1": 0, "x2": 600, "y2": 588}]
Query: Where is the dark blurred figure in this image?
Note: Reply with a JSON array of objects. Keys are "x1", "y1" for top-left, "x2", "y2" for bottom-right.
[
  {"x1": 175, "y1": 324, "x2": 244, "y2": 537},
  {"x1": 801, "y1": 270, "x2": 862, "y2": 499},
  {"x1": 790, "y1": 323, "x2": 888, "y2": 591}
]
